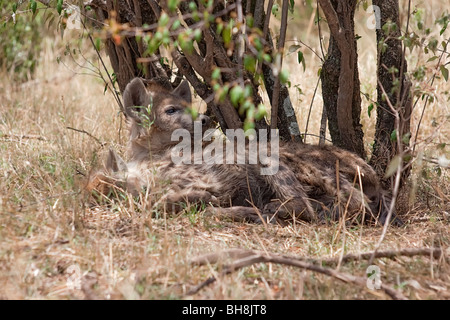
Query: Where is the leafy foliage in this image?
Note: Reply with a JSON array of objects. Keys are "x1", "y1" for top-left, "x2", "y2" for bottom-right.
[{"x1": 0, "y1": 0, "x2": 45, "y2": 81}]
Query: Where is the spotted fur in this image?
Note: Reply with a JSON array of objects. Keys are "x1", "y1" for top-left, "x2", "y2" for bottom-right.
[{"x1": 86, "y1": 77, "x2": 401, "y2": 226}]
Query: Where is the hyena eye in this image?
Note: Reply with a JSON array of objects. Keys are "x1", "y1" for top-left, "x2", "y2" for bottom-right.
[{"x1": 165, "y1": 107, "x2": 177, "y2": 115}]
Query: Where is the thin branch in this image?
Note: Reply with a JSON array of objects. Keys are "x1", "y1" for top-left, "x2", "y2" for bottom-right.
[
  {"x1": 286, "y1": 39, "x2": 323, "y2": 62},
  {"x1": 304, "y1": 76, "x2": 321, "y2": 143},
  {"x1": 66, "y1": 126, "x2": 105, "y2": 147},
  {"x1": 368, "y1": 79, "x2": 403, "y2": 265},
  {"x1": 191, "y1": 247, "x2": 446, "y2": 267},
  {"x1": 316, "y1": 0, "x2": 326, "y2": 60},
  {"x1": 0, "y1": 133, "x2": 47, "y2": 141},
  {"x1": 317, "y1": 0, "x2": 344, "y2": 47},
  {"x1": 80, "y1": 19, "x2": 124, "y2": 115},
  {"x1": 255, "y1": 0, "x2": 275, "y2": 77}
]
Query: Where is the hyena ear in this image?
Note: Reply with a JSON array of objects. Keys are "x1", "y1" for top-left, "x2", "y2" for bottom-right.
[
  {"x1": 123, "y1": 77, "x2": 149, "y2": 119},
  {"x1": 172, "y1": 80, "x2": 192, "y2": 105},
  {"x1": 106, "y1": 148, "x2": 128, "y2": 173}
]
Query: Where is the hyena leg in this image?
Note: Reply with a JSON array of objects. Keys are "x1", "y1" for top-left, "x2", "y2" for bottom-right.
[
  {"x1": 259, "y1": 163, "x2": 316, "y2": 222},
  {"x1": 86, "y1": 148, "x2": 142, "y2": 203},
  {"x1": 156, "y1": 191, "x2": 276, "y2": 225},
  {"x1": 157, "y1": 190, "x2": 219, "y2": 213},
  {"x1": 207, "y1": 206, "x2": 282, "y2": 225},
  {"x1": 368, "y1": 192, "x2": 404, "y2": 227},
  {"x1": 86, "y1": 172, "x2": 128, "y2": 204}
]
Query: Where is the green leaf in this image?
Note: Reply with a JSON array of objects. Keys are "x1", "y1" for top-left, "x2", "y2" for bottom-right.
[
  {"x1": 368, "y1": 103, "x2": 374, "y2": 118},
  {"x1": 230, "y1": 86, "x2": 244, "y2": 107},
  {"x1": 244, "y1": 56, "x2": 256, "y2": 73},
  {"x1": 263, "y1": 54, "x2": 271, "y2": 63},
  {"x1": 186, "y1": 107, "x2": 198, "y2": 120},
  {"x1": 95, "y1": 38, "x2": 101, "y2": 51},
  {"x1": 222, "y1": 22, "x2": 232, "y2": 47},
  {"x1": 213, "y1": 83, "x2": 220, "y2": 92},
  {"x1": 271, "y1": 4, "x2": 279, "y2": 15},
  {"x1": 217, "y1": 85, "x2": 229, "y2": 102},
  {"x1": 12, "y1": 3, "x2": 17, "y2": 13},
  {"x1": 255, "y1": 104, "x2": 267, "y2": 120},
  {"x1": 244, "y1": 85, "x2": 253, "y2": 98},
  {"x1": 189, "y1": 1, "x2": 197, "y2": 11},
  {"x1": 168, "y1": 0, "x2": 179, "y2": 12},
  {"x1": 57, "y1": 0, "x2": 63, "y2": 15},
  {"x1": 297, "y1": 51, "x2": 305, "y2": 71},
  {"x1": 427, "y1": 56, "x2": 438, "y2": 63},
  {"x1": 428, "y1": 38, "x2": 438, "y2": 53},
  {"x1": 384, "y1": 155, "x2": 402, "y2": 179},
  {"x1": 216, "y1": 22, "x2": 223, "y2": 35},
  {"x1": 279, "y1": 69, "x2": 289, "y2": 84},
  {"x1": 211, "y1": 68, "x2": 221, "y2": 81},
  {"x1": 440, "y1": 65, "x2": 449, "y2": 82},
  {"x1": 402, "y1": 132, "x2": 411, "y2": 145},
  {"x1": 243, "y1": 120, "x2": 255, "y2": 132},
  {"x1": 159, "y1": 13, "x2": 169, "y2": 27},
  {"x1": 437, "y1": 143, "x2": 446, "y2": 150},
  {"x1": 362, "y1": 0, "x2": 369, "y2": 10},
  {"x1": 31, "y1": 0, "x2": 37, "y2": 14},
  {"x1": 194, "y1": 29, "x2": 202, "y2": 42},
  {"x1": 390, "y1": 129, "x2": 397, "y2": 142},
  {"x1": 246, "y1": 15, "x2": 254, "y2": 28},
  {"x1": 289, "y1": 0, "x2": 295, "y2": 14},
  {"x1": 172, "y1": 20, "x2": 181, "y2": 31}
]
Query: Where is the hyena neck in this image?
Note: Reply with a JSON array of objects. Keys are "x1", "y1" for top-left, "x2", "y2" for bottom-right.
[{"x1": 128, "y1": 136, "x2": 174, "y2": 163}]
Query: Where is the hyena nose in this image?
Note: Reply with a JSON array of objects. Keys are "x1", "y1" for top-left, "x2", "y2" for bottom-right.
[{"x1": 199, "y1": 114, "x2": 210, "y2": 127}]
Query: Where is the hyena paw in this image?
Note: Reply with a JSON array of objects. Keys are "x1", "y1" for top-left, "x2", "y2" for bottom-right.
[{"x1": 263, "y1": 198, "x2": 317, "y2": 222}]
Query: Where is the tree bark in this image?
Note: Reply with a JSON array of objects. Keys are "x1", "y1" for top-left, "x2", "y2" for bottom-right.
[
  {"x1": 88, "y1": 0, "x2": 302, "y2": 140},
  {"x1": 370, "y1": 0, "x2": 412, "y2": 189},
  {"x1": 319, "y1": 0, "x2": 365, "y2": 158},
  {"x1": 254, "y1": 0, "x2": 303, "y2": 143}
]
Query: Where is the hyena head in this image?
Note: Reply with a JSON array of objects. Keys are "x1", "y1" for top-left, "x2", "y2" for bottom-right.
[{"x1": 123, "y1": 77, "x2": 211, "y2": 161}]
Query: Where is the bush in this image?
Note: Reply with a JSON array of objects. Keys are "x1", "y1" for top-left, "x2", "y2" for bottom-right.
[{"x1": 0, "y1": 0, "x2": 44, "y2": 81}]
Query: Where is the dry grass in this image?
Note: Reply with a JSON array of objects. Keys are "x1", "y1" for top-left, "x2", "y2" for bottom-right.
[{"x1": 0, "y1": 2, "x2": 449, "y2": 300}]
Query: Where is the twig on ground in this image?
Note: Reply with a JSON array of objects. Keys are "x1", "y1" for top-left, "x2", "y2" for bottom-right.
[
  {"x1": 188, "y1": 248, "x2": 414, "y2": 299},
  {"x1": 189, "y1": 247, "x2": 448, "y2": 298},
  {"x1": 0, "y1": 133, "x2": 48, "y2": 141}
]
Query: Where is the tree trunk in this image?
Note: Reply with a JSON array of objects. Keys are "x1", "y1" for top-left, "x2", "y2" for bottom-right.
[
  {"x1": 319, "y1": 0, "x2": 365, "y2": 158},
  {"x1": 370, "y1": 0, "x2": 412, "y2": 189},
  {"x1": 89, "y1": 0, "x2": 302, "y2": 140}
]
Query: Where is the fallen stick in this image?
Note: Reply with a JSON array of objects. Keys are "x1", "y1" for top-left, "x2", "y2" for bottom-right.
[
  {"x1": 190, "y1": 247, "x2": 446, "y2": 267},
  {"x1": 189, "y1": 247, "x2": 447, "y2": 299},
  {"x1": 0, "y1": 133, "x2": 47, "y2": 141},
  {"x1": 188, "y1": 251, "x2": 407, "y2": 300}
]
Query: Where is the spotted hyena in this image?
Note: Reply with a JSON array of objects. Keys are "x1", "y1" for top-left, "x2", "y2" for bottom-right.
[{"x1": 87, "y1": 77, "x2": 401, "y2": 226}]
